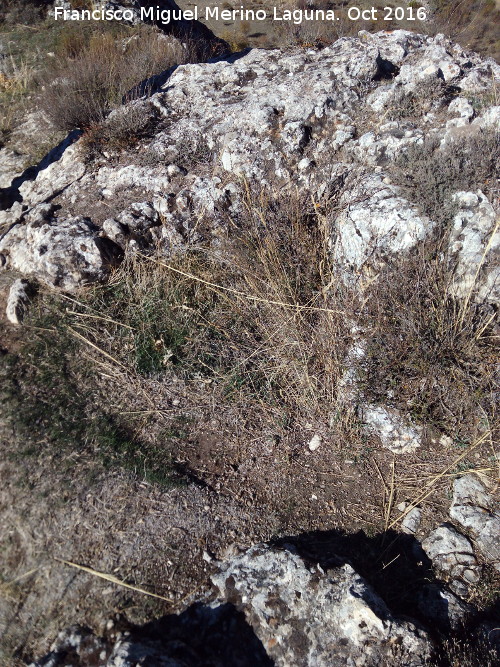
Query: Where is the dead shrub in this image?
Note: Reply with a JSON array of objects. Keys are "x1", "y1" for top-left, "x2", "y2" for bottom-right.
[
  {"x1": 39, "y1": 27, "x2": 187, "y2": 130},
  {"x1": 392, "y1": 129, "x2": 499, "y2": 225},
  {"x1": 386, "y1": 79, "x2": 454, "y2": 121},
  {"x1": 80, "y1": 101, "x2": 161, "y2": 161}
]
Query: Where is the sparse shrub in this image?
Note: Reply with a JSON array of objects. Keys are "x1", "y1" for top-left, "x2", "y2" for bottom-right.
[
  {"x1": 392, "y1": 129, "x2": 499, "y2": 225},
  {"x1": 0, "y1": 0, "x2": 51, "y2": 26},
  {"x1": 80, "y1": 102, "x2": 160, "y2": 161},
  {"x1": 386, "y1": 79, "x2": 454, "y2": 121},
  {"x1": 40, "y1": 27, "x2": 187, "y2": 130},
  {"x1": 63, "y1": 187, "x2": 350, "y2": 427},
  {"x1": 358, "y1": 236, "x2": 497, "y2": 438}
]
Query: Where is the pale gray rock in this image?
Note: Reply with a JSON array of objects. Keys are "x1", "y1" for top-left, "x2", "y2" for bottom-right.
[
  {"x1": 18, "y1": 143, "x2": 85, "y2": 207},
  {"x1": 212, "y1": 544, "x2": 432, "y2": 666},
  {"x1": 460, "y1": 62, "x2": 500, "y2": 92},
  {"x1": 6, "y1": 278, "x2": 32, "y2": 325},
  {"x1": 448, "y1": 190, "x2": 499, "y2": 305},
  {"x1": 360, "y1": 405, "x2": 423, "y2": 453},
  {"x1": 450, "y1": 475, "x2": 500, "y2": 571},
  {"x1": 422, "y1": 524, "x2": 481, "y2": 596},
  {"x1": 448, "y1": 97, "x2": 474, "y2": 120},
  {"x1": 96, "y1": 165, "x2": 172, "y2": 197},
  {"x1": 102, "y1": 202, "x2": 161, "y2": 249},
  {"x1": 357, "y1": 30, "x2": 427, "y2": 68},
  {"x1": 331, "y1": 173, "x2": 433, "y2": 282},
  {"x1": 0, "y1": 149, "x2": 26, "y2": 189},
  {"x1": 350, "y1": 125, "x2": 424, "y2": 165},
  {"x1": 0, "y1": 213, "x2": 121, "y2": 291},
  {"x1": 402, "y1": 507, "x2": 422, "y2": 535},
  {"x1": 149, "y1": 41, "x2": 374, "y2": 182}
]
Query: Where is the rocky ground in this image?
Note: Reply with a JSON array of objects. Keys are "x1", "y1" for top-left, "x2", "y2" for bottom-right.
[{"x1": 0, "y1": 3, "x2": 499, "y2": 666}]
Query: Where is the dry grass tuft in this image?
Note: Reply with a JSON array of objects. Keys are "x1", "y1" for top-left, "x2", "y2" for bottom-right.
[
  {"x1": 39, "y1": 27, "x2": 187, "y2": 131},
  {"x1": 358, "y1": 236, "x2": 498, "y2": 440}
]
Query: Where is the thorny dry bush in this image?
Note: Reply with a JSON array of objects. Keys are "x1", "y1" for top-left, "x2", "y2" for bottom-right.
[
  {"x1": 39, "y1": 28, "x2": 188, "y2": 131},
  {"x1": 393, "y1": 129, "x2": 499, "y2": 226}
]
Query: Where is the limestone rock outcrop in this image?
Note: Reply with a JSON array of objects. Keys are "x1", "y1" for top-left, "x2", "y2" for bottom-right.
[{"x1": 1, "y1": 30, "x2": 497, "y2": 302}]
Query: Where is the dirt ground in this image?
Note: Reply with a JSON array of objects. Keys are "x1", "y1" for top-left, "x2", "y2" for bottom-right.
[{"x1": 1, "y1": 267, "x2": 498, "y2": 664}]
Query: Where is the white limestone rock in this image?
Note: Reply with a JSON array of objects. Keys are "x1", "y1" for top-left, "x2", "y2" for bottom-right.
[
  {"x1": 422, "y1": 524, "x2": 481, "y2": 596},
  {"x1": 0, "y1": 213, "x2": 121, "y2": 291},
  {"x1": 331, "y1": 173, "x2": 433, "y2": 283},
  {"x1": 6, "y1": 278, "x2": 32, "y2": 325},
  {"x1": 450, "y1": 475, "x2": 500, "y2": 572},
  {"x1": 449, "y1": 191, "x2": 499, "y2": 305},
  {"x1": 361, "y1": 405, "x2": 423, "y2": 453},
  {"x1": 212, "y1": 544, "x2": 432, "y2": 666}
]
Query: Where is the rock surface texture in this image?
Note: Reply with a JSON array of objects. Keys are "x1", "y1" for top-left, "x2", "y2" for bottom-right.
[
  {"x1": 450, "y1": 475, "x2": 500, "y2": 572},
  {"x1": 32, "y1": 543, "x2": 434, "y2": 666},
  {"x1": 212, "y1": 545, "x2": 432, "y2": 666},
  {"x1": 1, "y1": 31, "x2": 498, "y2": 302}
]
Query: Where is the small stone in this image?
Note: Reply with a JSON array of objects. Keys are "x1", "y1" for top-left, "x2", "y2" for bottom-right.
[
  {"x1": 402, "y1": 507, "x2": 422, "y2": 535},
  {"x1": 6, "y1": 279, "x2": 32, "y2": 325},
  {"x1": 361, "y1": 405, "x2": 422, "y2": 453},
  {"x1": 166, "y1": 164, "x2": 186, "y2": 178},
  {"x1": 308, "y1": 434, "x2": 322, "y2": 451}
]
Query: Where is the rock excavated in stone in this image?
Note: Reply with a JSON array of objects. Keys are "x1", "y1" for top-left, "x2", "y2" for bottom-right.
[
  {"x1": 422, "y1": 523, "x2": 481, "y2": 596},
  {"x1": 212, "y1": 544, "x2": 432, "y2": 666},
  {"x1": 450, "y1": 475, "x2": 500, "y2": 572}
]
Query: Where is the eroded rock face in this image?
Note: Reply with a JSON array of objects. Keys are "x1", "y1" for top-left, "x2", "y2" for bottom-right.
[
  {"x1": 422, "y1": 523, "x2": 481, "y2": 596},
  {"x1": 1, "y1": 30, "x2": 497, "y2": 300},
  {"x1": 212, "y1": 544, "x2": 432, "y2": 666},
  {"x1": 450, "y1": 475, "x2": 500, "y2": 572},
  {"x1": 0, "y1": 208, "x2": 122, "y2": 291}
]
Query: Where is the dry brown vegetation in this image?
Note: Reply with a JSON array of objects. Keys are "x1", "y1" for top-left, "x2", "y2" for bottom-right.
[
  {"x1": 39, "y1": 28, "x2": 187, "y2": 131},
  {"x1": 1, "y1": 176, "x2": 499, "y2": 663}
]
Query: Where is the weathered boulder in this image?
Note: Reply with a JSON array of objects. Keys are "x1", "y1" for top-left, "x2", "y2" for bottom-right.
[
  {"x1": 212, "y1": 544, "x2": 432, "y2": 666},
  {"x1": 416, "y1": 584, "x2": 472, "y2": 631},
  {"x1": 330, "y1": 172, "x2": 433, "y2": 282},
  {"x1": 449, "y1": 475, "x2": 500, "y2": 572},
  {"x1": 0, "y1": 209, "x2": 122, "y2": 291},
  {"x1": 422, "y1": 523, "x2": 481, "y2": 596},
  {"x1": 449, "y1": 191, "x2": 499, "y2": 305}
]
